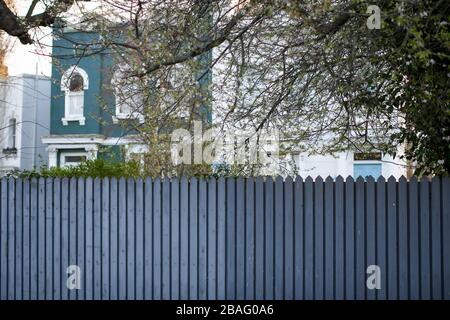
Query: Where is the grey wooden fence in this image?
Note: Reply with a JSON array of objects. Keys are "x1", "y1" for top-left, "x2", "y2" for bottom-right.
[{"x1": 0, "y1": 176, "x2": 449, "y2": 300}]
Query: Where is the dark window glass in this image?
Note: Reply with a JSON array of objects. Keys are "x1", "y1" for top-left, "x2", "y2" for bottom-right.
[
  {"x1": 65, "y1": 155, "x2": 86, "y2": 163},
  {"x1": 354, "y1": 152, "x2": 382, "y2": 161},
  {"x1": 69, "y1": 73, "x2": 84, "y2": 92},
  {"x1": 8, "y1": 118, "x2": 16, "y2": 148}
]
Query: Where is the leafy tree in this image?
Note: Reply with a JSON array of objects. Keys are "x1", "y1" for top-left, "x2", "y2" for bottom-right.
[{"x1": 4, "y1": 0, "x2": 449, "y2": 176}]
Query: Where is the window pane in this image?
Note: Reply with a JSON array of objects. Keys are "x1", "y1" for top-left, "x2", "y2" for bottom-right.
[
  {"x1": 64, "y1": 155, "x2": 86, "y2": 163},
  {"x1": 69, "y1": 73, "x2": 84, "y2": 92},
  {"x1": 354, "y1": 152, "x2": 382, "y2": 161},
  {"x1": 69, "y1": 92, "x2": 84, "y2": 116},
  {"x1": 8, "y1": 118, "x2": 16, "y2": 148},
  {"x1": 120, "y1": 100, "x2": 131, "y2": 115},
  {"x1": 113, "y1": 66, "x2": 143, "y2": 117}
]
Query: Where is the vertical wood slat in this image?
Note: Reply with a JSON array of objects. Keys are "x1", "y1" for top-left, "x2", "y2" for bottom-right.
[
  {"x1": 0, "y1": 178, "x2": 7, "y2": 299},
  {"x1": 52, "y1": 178, "x2": 60, "y2": 300},
  {"x1": 144, "y1": 178, "x2": 153, "y2": 300},
  {"x1": 0, "y1": 175, "x2": 449, "y2": 300},
  {"x1": 198, "y1": 179, "x2": 208, "y2": 300},
  {"x1": 8, "y1": 178, "x2": 15, "y2": 300},
  {"x1": 207, "y1": 178, "x2": 216, "y2": 300},
  {"x1": 216, "y1": 177, "x2": 226, "y2": 300},
  {"x1": 324, "y1": 177, "x2": 334, "y2": 300},
  {"x1": 442, "y1": 177, "x2": 450, "y2": 300},
  {"x1": 409, "y1": 177, "x2": 420, "y2": 300},
  {"x1": 304, "y1": 177, "x2": 314, "y2": 299},
  {"x1": 189, "y1": 178, "x2": 198, "y2": 299},
  {"x1": 127, "y1": 178, "x2": 135, "y2": 300},
  {"x1": 284, "y1": 177, "x2": 294, "y2": 300},
  {"x1": 376, "y1": 177, "x2": 387, "y2": 300},
  {"x1": 355, "y1": 177, "x2": 365, "y2": 300},
  {"x1": 335, "y1": 176, "x2": 345, "y2": 300},
  {"x1": 245, "y1": 178, "x2": 255, "y2": 300},
  {"x1": 110, "y1": 178, "x2": 118, "y2": 300},
  {"x1": 30, "y1": 178, "x2": 38, "y2": 300},
  {"x1": 85, "y1": 178, "x2": 93, "y2": 300},
  {"x1": 45, "y1": 178, "x2": 53, "y2": 300},
  {"x1": 236, "y1": 177, "x2": 245, "y2": 300},
  {"x1": 431, "y1": 177, "x2": 442, "y2": 300},
  {"x1": 255, "y1": 177, "x2": 264, "y2": 300},
  {"x1": 264, "y1": 177, "x2": 274, "y2": 300},
  {"x1": 179, "y1": 177, "x2": 189, "y2": 300},
  {"x1": 294, "y1": 177, "x2": 304, "y2": 300},
  {"x1": 398, "y1": 177, "x2": 409, "y2": 299},
  {"x1": 60, "y1": 178, "x2": 69, "y2": 300},
  {"x1": 102, "y1": 178, "x2": 110, "y2": 300},
  {"x1": 93, "y1": 178, "x2": 101, "y2": 300},
  {"x1": 420, "y1": 177, "x2": 431, "y2": 299},
  {"x1": 366, "y1": 177, "x2": 376, "y2": 300},
  {"x1": 136, "y1": 178, "x2": 144, "y2": 300},
  {"x1": 387, "y1": 176, "x2": 398, "y2": 300},
  {"x1": 171, "y1": 178, "x2": 180, "y2": 300},
  {"x1": 162, "y1": 178, "x2": 170, "y2": 300},
  {"x1": 23, "y1": 179, "x2": 31, "y2": 300},
  {"x1": 68, "y1": 178, "x2": 76, "y2": 300},
  {"x1": 274, "y1": 176, "x2": 283, "y2": 300},
  {"x1": 345, "y1": 176, "x2": 355, "y2": 300},
  {"x1": 117, "y1": 178, "x2": 126, "y2": 300},
  {"x1": 15, "y1": 178, "x2": 23, "y2": 300},
  {"x1": 314, "y1": 176, "x2": 324, "y2": 300},
  {"x1": 153, "y1": 178, "x2": 161, "y2": 300},
  {"x1": 226, "y1": 177, "x2": 235, "y2": 299},
  {"x1": 77, "y1": 178, "x2": 85, "y2": 300}
]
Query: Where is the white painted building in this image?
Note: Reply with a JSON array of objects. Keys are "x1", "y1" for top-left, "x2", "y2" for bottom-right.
[
  {"x1": 292, "y1": 151, "x2": 407, "y2": 179},
  {"x1": 0, "y1": 74, "x2": 51, "y2": 174}
]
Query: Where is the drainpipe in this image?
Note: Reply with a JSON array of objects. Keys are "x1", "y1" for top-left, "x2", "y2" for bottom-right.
[{"x1": 31, "y1": 63, "x2": 39, "y2": 169}]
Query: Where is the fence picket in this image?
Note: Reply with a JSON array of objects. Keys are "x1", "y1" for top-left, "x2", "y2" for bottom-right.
[
  {"x1": 0, "y1": 178, "x2": 7, "y2": 299},
  {"x1": 77, "y1": 178, "x2": 85, "y2": 300},
  {"x1": 15, "y1": 178, "x2": 23, "y2": 300}
]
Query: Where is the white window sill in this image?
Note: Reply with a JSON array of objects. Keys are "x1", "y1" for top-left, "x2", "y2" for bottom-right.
[
  {"x1": 112, "y1": 114, "x2": 144, "y2": 124},
  {"x1": 62, "y1": 116, "x2": 85, "y2": 126}
]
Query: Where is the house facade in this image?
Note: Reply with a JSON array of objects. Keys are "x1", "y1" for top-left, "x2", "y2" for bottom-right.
[
  {"x1": 43, "y1": 22, "x2": 212, "y2": 168},
  {"x1": 43, "y1": 21, "x2": 407, "y2": 178},
  {"x1": 42, "y1": 26, "x2": 148, "y2": 168},
  {"x1": 0, "y1": 74, "x2": 50, "y2": 174}
]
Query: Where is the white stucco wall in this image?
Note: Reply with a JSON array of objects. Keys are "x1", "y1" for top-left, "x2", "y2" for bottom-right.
[
  {"x1": 0, "y1": 74, "x2": 50, "y2": 174},
  {"x1": 0, "y1": 76, "x2": 23, "y2": 172},
  {"x1": 293, "y1": 151, "x2": 407, "y2": 179}
]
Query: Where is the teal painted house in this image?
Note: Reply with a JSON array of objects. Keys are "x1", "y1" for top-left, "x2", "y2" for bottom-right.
[{"x1": 43, "y1": 24, "x2": 211, "y2": 167}]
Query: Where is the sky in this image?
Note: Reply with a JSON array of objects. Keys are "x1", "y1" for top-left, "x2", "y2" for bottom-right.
[
  {"x1": 5, "y1": 1, "x2": 140, "y2": 77},
  {"x1": 5, "y1": 0, "x2": 102, "y2": 77},
  {"x1": 5, "y1": 0, "x2": 52, "y2": 77}
]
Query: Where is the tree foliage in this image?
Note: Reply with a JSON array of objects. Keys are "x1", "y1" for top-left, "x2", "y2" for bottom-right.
[{"x1": 3, "y1": 0, "x2": 449, "y2": 176}]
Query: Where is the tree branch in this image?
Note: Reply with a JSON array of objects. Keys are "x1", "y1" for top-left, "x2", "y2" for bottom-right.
[
  {"x1": 0, "y1": 0, "x2": 33, "y2": 44},
  {"x1": 0, "y1": 0, "x2": 78, "y2": 44}
]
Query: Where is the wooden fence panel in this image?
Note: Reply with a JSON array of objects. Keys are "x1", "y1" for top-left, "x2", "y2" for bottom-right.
[{"x1": 0, "y1": 176, "x2": 448, "y2": 300}]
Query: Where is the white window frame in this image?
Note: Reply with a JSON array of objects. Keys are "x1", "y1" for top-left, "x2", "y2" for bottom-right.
[
  {"x1": 59, "y1": 151, "x2": 88, "y2": 167},
  {"x1": 111, "y1": 67, "x2": 144, "y2": 124},
  {"x1": 61, "y1": 66, "x2": 89, "y2": 125}
]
